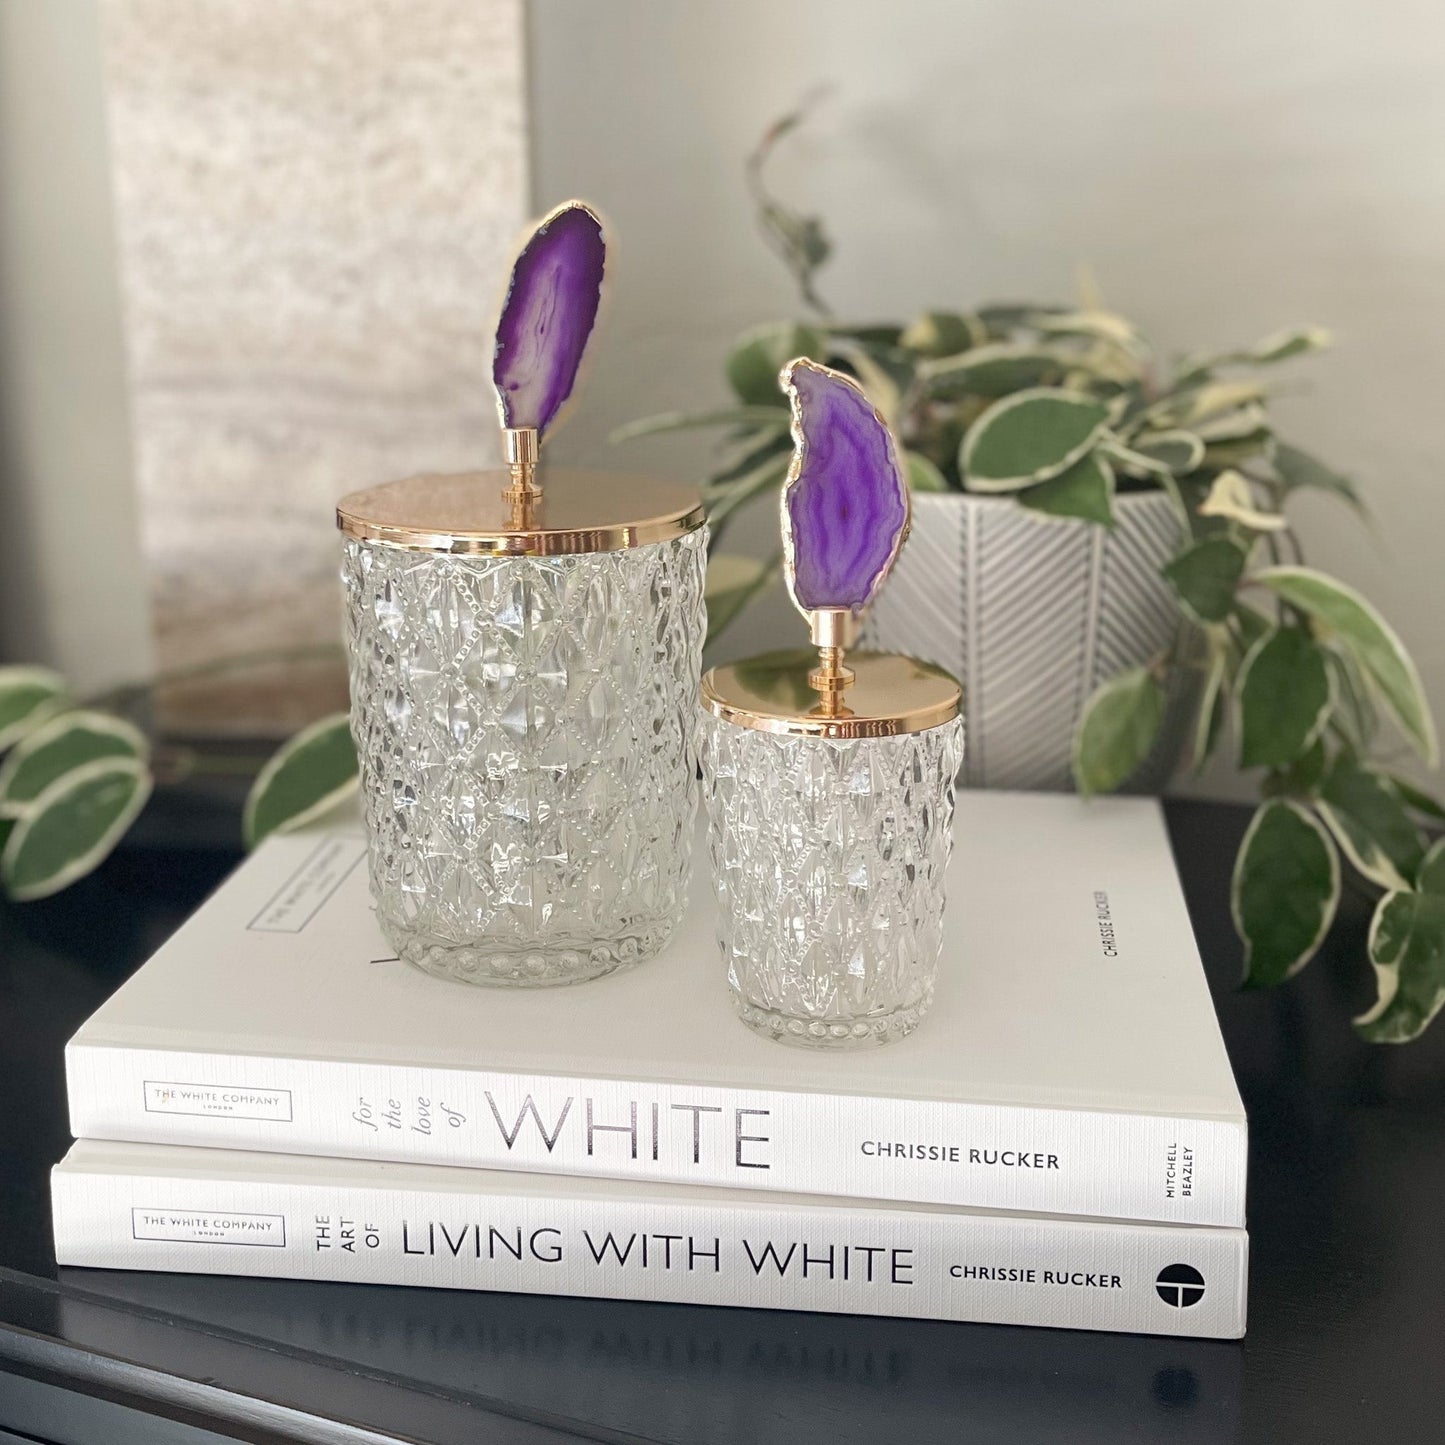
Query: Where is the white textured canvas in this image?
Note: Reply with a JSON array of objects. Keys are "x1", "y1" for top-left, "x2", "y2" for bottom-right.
[{"x1": 100, "y1": 0, "x2": 527, "y2": 731}]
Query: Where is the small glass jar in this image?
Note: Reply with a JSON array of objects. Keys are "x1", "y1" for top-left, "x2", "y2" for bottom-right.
[
  {"x1": 699, "y1": 649, "x2": 964, "y2": 1048},
  {"x1": 338, "y1": 468, "x2": 706, "y2": 987}
]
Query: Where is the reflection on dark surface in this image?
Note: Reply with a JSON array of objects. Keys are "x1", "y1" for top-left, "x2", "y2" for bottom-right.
[
  {"x1": 61, "y1": 1269, "x2": 1241, "y2": 1445},
  {"x1": 0, "y1": 803, "x2": 243, "y2": 1280},
  {"x1": 3, "y1": 792, "x2": 1445, "y2": 1442}
]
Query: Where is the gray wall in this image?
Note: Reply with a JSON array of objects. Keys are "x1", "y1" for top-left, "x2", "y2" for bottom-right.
[
  {"x1": 0, "y1": 0, "x2": 152, "y2": 690},
  {"x1": 1, "y1": 1, "x2": 1441, "y2": 792},
  {"x1": 530, "y1": 0, "x2": 1445, "y2": 793}
]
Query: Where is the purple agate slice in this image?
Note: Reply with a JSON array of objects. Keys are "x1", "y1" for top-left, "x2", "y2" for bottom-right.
[
  {"x1": 781, "y1": 358, "x2": 910, "y2": 614},
  {"x1": 492, "y1": 201, "x2": 606, "y2": 436}
]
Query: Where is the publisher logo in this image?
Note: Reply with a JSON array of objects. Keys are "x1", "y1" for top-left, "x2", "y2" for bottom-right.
[
  {"x1": 132, "y1": 1208, "x2": 286, "y2": 1247},
  {"x1": 249, "y1": 835, "x2": 366, "y2": 932},
  {"x1": 1155, "y1": 1263, "x2": 1206, "y2": 1307},
  {"x1": 144, "y1": 1081, "x2": 293, "y2": 1122}
]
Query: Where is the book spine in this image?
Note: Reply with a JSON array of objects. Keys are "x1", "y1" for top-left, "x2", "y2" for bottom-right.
[
  {"x1": 51, "y1": 1161, "x2": 1248, "y2": 1339},
  {"x1": 68, "y1": 1044, "x2": 1247, "y2": 1227}
]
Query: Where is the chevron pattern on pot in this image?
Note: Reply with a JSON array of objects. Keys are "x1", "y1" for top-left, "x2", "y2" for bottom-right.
[{"x1": 865, "y1": 491, "x2": 1187, "y2": 791}]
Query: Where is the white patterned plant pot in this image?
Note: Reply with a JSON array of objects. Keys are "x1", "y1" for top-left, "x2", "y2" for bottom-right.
[{"x1": 864, "y1": 490, "x2": 1193, "y2": 792}]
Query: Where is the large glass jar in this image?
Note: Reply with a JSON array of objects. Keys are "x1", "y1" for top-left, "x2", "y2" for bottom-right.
[
  {"x1": 338, "y1": 468, "x2": 706, "y2": 987},
  {"x1": 699, "y1": 650, "x2": 964, "y2": 1047}
]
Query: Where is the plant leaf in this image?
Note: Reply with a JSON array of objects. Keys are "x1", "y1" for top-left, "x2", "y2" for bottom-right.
[
  {"x1": 1271, "y1": 441, "x2": 1366, "y2": 518},
  {"x1": 1255, "y1": 566, "x2": 1438, "y2": 765},
  {"x1": 1035, "y1": 308, "x2": 1147, "y2": 355},
  {"x1": 1317, "y1": 756, "x2": 1426, "y2": 890},
  {"x1": 1197, "y1": 470, "x2": 1287, "y2": 531},
  {"x1": 0, "y1": 711, "x2": 148, "y2": 816},
  {"x1": 1072, "y1": 666, "x2": 1164, "y2": 796},
  {"x1": 917, "y1": 344, "x2": 1070, "y2": 400},
  {"x1": 747, "y1": 104, "x2": 833, "y2": 312},
  {"x1": 1192, "y1": 401, "x2": 1270, "y2": 444},
  {"x1": 243, "y1": 713, "x2": 359, "y2": 851},
  {"x1": 726, "y1": 322, "x2": 826, "y2": 406},
  {"x1": 1355, "y1": 890, "x2": 1445, "y2": 1043},
  {"x1": 826, "y1": 322, "x2": 904, "y2": 347},
  {"x1": 1417, "y1": 837, "x2": 1445, "y2": 894},
  {"x1": 1017, "y1": 452, "x2": 1115, "y2": 526},
  {"x1": 1388, "y1": 774, "x2": 1445, "y2": 825},
  {"x1": 1233, "y1": 800, "x2": 1340, "y2": 987},
  {"x1": 1145, "y1": 380, "x2": 1266, "y2": 431},
  {"x1": 1108, "y1": 381, "x2": 1152, "y2": 428},
  {"x1": 609, "y1": 406, "x2": 791, "y2": 445},
  {"x1": 1095, "y1": 436, "x2": 1167, "y2": 477},
  {"x1": 706, "y1": 453, "x2": 791, "y2": 534},
  {"x1": 1190, "y1": 637, "x2": 1229, "y2": 773},
  {"x1": 702, "y1": 432, "x2": 792, "y2": 498},
  {"x1": 1162, "y1": 537, "x2": 1249, "y2": 624},
  {"x1": 1264, "y1": 735, "x2": 1328, "y2": 798},
  {"x1": 961, "y1": 388, "x2": 1111, "y2": 491},
  {"x1": 0, "y1": 757, "x2": 152, "y2": 901},
  {"x1": 1325, "y1": 649, "x2": 1378, "y2": 752},
  {"x1": 1247, "y1": 325, "x2": 1333, "y2": 364},
  {"x1": 1235, "y1": 325, "x2": 1333, "y2": 368},
  {"x1": 1237, "y1": 626, "x2": 1333, "y2": 768},
  {"x1": 1106, "y1": 423, "x2": 1205, "y2": 479},
  {"x1": 1179, "y1": 329, "x2": 1330, "y2": 381},
  {"x1": 904, "y1": 450, "x2": 948, "y2": 493},
  {"x1": 975, "y1": 302, "x2": 1065, "y2": 333},
  {"x1": 899, "y1": 310, "x2": 986, "y2": 357},
  {"x1": 0, "y1": 667, "x2": 68, "y2": 753},
  {"x1": 704, "y1": 553, "x2": 776, "y2": 646},
  {"x1": 1202, "y1": 427, "x2": 1275, "y2": 471},
  {"x1": 1233, "y1": 600, "x2": 1273, "y2": 649}
]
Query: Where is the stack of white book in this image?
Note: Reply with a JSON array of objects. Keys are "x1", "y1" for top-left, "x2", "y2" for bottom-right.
[{"x1": 52, "y1": 791, "x2": 1248, "y2": 1338}]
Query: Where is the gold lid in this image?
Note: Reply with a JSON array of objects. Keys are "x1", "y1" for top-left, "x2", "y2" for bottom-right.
[
  {"x1": 336, "y1": 465, "x2": 705, "y2": 557},
  {"x1": 702, "y1": 649, "x2": 962, "y2": 740}
]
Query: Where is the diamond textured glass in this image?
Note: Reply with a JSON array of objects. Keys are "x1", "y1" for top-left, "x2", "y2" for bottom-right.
[
  {"x1": 698, "y1": 710, "x2": 964, "y2": 1047},
  {"x1": 344, "y1": 527, "x2": 706, "y2": 986}
]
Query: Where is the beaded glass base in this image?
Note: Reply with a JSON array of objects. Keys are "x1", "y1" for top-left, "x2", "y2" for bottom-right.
[
  {"x1": 698, "y1": 713, "x2": 964, "y2": 1047},
  {"x1": 343, "y1": 529, "x2": 706, "y2": 986}
]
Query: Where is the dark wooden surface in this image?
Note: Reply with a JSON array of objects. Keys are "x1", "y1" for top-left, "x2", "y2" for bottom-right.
[{"x1": 1, "y1": 787, "x2": 1443, "y2": 1444}]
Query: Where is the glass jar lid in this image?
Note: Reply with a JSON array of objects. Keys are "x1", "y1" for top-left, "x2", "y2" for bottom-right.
[
  {"x1": 702, "y1": 648, "x2": 962, "y2": 740},
  {"x1": 336, "y1": 466, "x2": 704, "y2": 557}
]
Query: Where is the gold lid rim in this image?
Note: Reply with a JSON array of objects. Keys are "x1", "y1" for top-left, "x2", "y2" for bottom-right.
[
  {"x1": 701, "y1": 649, "x2": 962, "y2": 740},
  {"x1": 336, "y1": 468, "x2": 706, "y2": 556}
]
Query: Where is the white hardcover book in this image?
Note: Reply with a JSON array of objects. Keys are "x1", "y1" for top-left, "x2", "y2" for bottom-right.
[
  {"x1": 52, "y1": 1140, "x2": 1248, "y2": 1339},
  {"x1": 65, "y1": 793, "x2": 1247, "y2": 1226}
]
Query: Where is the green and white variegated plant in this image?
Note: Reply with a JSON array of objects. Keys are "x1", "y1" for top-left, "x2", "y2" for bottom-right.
[
  {"x1": 616, "y1": 108, "x2": 1445, "y2": 1042},
  {"x1": 240, "y1": 713, "x2": 359, "y2": 851},
  {"x1": 0, "y1": 665, "x2": 357, "y2": 902}
]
